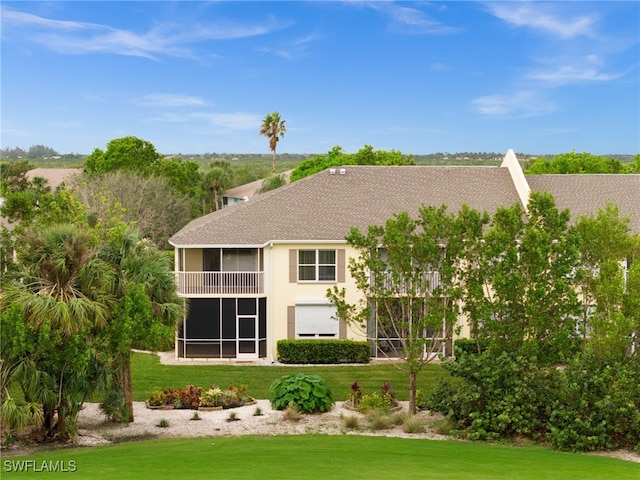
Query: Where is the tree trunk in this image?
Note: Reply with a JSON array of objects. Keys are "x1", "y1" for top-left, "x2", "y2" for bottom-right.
[
  {"x1": 408, "y1": 369, "x2": 417, "y2": 415},
  {"x1": 123, "y1": 358, "x2": 134, "y2": 423},
  {"x1": 272, "y1": 150, "x2": 277, "y2": 174}
]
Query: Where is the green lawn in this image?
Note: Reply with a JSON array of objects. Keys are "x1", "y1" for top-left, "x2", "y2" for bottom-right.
[
  {"x1": 131, "y1": 351, "x2": 449, "y2": 401},
  {"x1": 5, "y1": 435, "x2": 637, "y2": 479}
]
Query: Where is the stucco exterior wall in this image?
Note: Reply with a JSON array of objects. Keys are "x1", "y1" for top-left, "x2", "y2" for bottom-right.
[{"x1": 263, "y1": 242, "x2": 366, "y2": 360}]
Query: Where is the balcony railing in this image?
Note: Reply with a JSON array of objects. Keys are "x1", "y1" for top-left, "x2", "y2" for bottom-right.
[{"x1": 176, "y1": 271, "x2": 264, "y2": 295}]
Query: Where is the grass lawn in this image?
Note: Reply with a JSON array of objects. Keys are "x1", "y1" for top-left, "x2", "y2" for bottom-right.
[
  {"x1": 5, "y1": 435, "x2": 637, "y2": 479},
  {"x1": 131, "y1": 351, "x2": 449, "y2": 401}
]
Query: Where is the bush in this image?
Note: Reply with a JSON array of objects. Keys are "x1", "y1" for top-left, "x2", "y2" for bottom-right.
[
  {"x1": 453, "y1": 338, "x2": 489, "y2": 359},
  {"x1": 269, "y1": 373, "x2": 334, "y2": 413},
  {"x1": 276, "y1": 340, "x2": 370, "y2": 364},
  {"x1": 546, "y1": 353, "x2": 640, "y2": 452},
  {"x1": 426, "y1": 352, "x2": 559, "y2": 440}
]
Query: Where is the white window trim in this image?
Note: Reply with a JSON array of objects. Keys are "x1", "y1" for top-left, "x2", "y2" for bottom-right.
[{"x1": 298, "y1": 249, "x2": 337, "y2": 283}]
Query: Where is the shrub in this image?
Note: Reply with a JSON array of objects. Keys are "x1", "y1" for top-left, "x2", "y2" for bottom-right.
[
  {"x1": 426, "y1": 352, "x2": 560, "y2": 440},
  {"x1": 453, "y1": 338, "x2": 489, "y2": 359},
  {"x1": 546, "y1": 353, "x2": 640, "y2": 452},
  {"x1": 269, "y1": 373, "x2": 334, "y2": 413},
  {"x1": 276, "y1": 340, "x2": 370, "y2": 364},
  {"x1": 358, "y1": 393, "x2": 388, "y2": 414}
]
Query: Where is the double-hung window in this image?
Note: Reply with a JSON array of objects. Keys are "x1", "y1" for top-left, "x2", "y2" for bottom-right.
[{"x1": 298, "y1": 249, "x2": 336, "y2": 282}]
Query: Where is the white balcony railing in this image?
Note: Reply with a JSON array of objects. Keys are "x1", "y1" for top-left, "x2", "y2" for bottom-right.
[{"x1": 176, "y1": 271, "x2": 264, "y2": 296}]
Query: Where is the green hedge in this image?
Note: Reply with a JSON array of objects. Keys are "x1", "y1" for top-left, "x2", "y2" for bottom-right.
[
  {"x1": 453, "y1": 338, "x2": 489, "y2": 358},
  {"x1": 277, "y1": 340, "x2": 371, "y2": 364}
]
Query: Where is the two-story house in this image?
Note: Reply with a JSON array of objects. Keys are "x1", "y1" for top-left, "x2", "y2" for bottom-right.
[{"x1": 169, "y1": 151, "x2": 640, "y2": 361}]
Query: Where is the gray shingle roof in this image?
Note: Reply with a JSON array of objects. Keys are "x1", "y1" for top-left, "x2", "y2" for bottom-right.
[
  {"x1": 526, "y1": 175, "x2": 640, "y2": 232},
  {"x1": 170, "y1": 166, "x2": 522, "y2": 247}
]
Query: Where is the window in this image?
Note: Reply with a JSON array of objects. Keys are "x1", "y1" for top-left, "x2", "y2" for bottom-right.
[
  {"x1": 298, "y1": 249, "x2": 336, "y2": 282},
  {"x1": 296, "y1": 303, "x2": 338, "y2": 338}
]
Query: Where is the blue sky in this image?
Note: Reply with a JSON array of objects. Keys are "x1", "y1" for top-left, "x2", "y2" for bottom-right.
[{"x1": 2, "y1": 1, "x2": 639, "y2": 155}]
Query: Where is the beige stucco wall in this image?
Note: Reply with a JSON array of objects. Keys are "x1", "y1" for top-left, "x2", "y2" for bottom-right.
[{"x1": 263, "y1": 242, "x2": 366, "y2": 360}]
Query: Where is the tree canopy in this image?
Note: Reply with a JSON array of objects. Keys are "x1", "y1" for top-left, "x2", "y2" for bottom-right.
[{"x1": 290, "y1": 145, "x2": 415, "y2": 182}]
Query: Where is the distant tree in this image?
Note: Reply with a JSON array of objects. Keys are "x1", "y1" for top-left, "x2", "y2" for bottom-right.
[
  {"x1": 259, "y1": 112, "x2": 286, "y2": 174},
  {"x1": 526, "y1": 151, "x2": 623, "y2": 174},
  {"x1": 84, "y1": 136, "x2": 163, "y2": 175},
  {"x1": 27, "y1": 144, "x2": 59, "y2": 159},
  {"x1": 290, "y1": 145, "x2": 415, "y2": 182},
  {"x1": 201, "y1": 160, "x2": 233, "y2": 213},
  {"x1": 623, "y1": 154, "x2": 640, "y2": 173},
  {"x1": 257, "y1": 173, "x2": 286, "y2": 194}
]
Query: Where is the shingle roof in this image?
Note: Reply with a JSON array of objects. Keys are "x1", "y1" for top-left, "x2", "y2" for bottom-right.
[
  {"x1": 526, "y1": 175, "x2": 640, "y2": 233},
  {"x1": 170, "y1": 166, "x2": 522, "y2": 247}
]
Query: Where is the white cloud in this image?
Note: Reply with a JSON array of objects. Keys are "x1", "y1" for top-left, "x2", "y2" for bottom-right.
[
  {"x1": 527, "y1": 54, "x2": 622, "y2": 86},
  {"x1": 365, "y1": 2, "x2": 460, "y2": 34},
  {"x1": 2, "y1": 7, "x2": 287, "y2": 60},
  {"x1": 471, "y1": 91, "x2": 555, "y2": 117},
  {"x1": 133, "y1": 94, "x2": 208, "y2": 108},
  {"x1": 485, "y1": 2, "x2": 597, "y2": 38},
  {"x1": 528, "y1": 65, "x2": 621, "y2": 86}
]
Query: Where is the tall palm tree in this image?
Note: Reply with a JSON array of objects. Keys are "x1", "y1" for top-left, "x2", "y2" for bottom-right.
[{"x1": 260, "y1": 111, "x2": 286, "y2": 174}]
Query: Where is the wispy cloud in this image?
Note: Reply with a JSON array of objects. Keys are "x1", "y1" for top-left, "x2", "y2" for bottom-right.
[
  {"x1": 527, "y1": 55, "x2": 623, "y2": 86},
  {"x1": 132, "y1": 94, "x2": 209, "y2": 108},
  {"x1": 2, "y1": 7, "x2": 287, "y2": 60},
  {"x1": 149, "y1": 111, "x2": 261, "y2": 131},
  {"x1": 363, "y1": 2, "x2": 459, "y2": 35},
  {"x1": 471, "y1": 91, "x2": 555, "y2": 117},
  {"x1": 257, "y1": 31, "x2": 322, "y2": 60},
  {"x1": 485, "y1": 2, "x2": 597, "y2": 39}
]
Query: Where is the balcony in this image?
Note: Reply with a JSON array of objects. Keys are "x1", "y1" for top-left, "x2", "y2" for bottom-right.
[{"x1": 176, "y1": 271, "x2": 264, "y2": 296}]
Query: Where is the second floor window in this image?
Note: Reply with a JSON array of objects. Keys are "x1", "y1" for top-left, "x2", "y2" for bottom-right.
[{"x1": 299, "y1": 249, "x2": 336, "y2": 282}]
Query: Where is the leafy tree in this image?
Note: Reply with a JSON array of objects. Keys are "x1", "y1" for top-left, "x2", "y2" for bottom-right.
[
  {"x1": 575, "y1": 203, "x2": 639, "y2": 360},
  {"x1": 201, "y1": 160, "x2": 233, "y2": 213},
  {"x1": 623, "y1": 154, "x2": 640, "y2": 173},
  {"x1": 71, "y1": 171, "x2": 192, "y2": 249},
  {"x1": 151, "y1": 158, "x2": 204, "y2": 215},
  {"x1": 290, "y1": 145, "x2": 415, "y2": 182},
  {"x1": 84, "y1": 136, "x2": 163, "y2": 175},
  {"x1": 257, "y1": 173, "x2": 286, "y2": 194},
  {"x1": 526, "y1": 151, "x2": 623, "y2": 174},
  {"x1": 259, "y1": 111, "x2": 286, "y2": 174},
  {"x1": 328, "y1": 205, "x2": 471, "y2": 414},
  {"x1": 0, "y1": 160, "x2": 32, "y2": 194},
  {"x1": 460, "y1": 192, "x2": 583, "y2": 364}
]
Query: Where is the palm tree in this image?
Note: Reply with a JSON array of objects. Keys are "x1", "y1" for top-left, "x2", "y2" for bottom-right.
[
  {"x1": 1, "y1": 224, "x2": 114, "y2": 439},
  {"x1": 98, "y1": 225, "x2": 183, "y2": 422},
  {"x1": 260, "y1": 112, "x2": 286, "y2": 174},
  {"x1": 201, "y1": 161, "x2": 233, "y2": 213}
]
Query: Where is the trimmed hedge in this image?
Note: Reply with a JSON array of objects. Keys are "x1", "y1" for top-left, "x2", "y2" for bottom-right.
[
  {"x1": 277, "y1": 340, "x2": 371, "y2": 364},
  {"x1": 453, "y1": 338, "x2": 489, "y2": 358}
]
